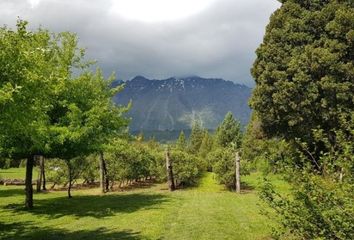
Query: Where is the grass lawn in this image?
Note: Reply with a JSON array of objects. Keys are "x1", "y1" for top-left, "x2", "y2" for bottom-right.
[
  {"x1": 0, "y1": 167, "x2": 38, "y2": 180},
  {"x1": 0, "y1": 171, "x2": 284, "y2": 240}
]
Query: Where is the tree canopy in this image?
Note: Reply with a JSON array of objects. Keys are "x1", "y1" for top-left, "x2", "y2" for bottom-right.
[{"x1": 250, "y1": 0, "x2": 354, "y2": 162}]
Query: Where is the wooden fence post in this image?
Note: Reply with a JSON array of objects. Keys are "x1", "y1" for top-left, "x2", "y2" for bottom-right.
[
  {"x1": 165, "y1": 146, "x2": 175, "y2": 191},
  {"x1": 235, "y1": 151, "x2": 241, "y2": 194}
]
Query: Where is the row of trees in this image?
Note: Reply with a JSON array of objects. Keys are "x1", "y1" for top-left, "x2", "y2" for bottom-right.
[
  {"x1": 248, "y1": 0, "x2": 354, "y2": 239},
  {"x1": 173, "y1": 112, "x2": 246, "y2": 191},
  {"x1": 36, "y1": 111, "x2": 247, "y2": 197},
  {"x1": 0, "y1": 20, "x2": 129, "y2": 208}
]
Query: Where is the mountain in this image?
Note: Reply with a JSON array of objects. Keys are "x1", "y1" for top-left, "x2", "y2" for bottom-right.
[{"x1": 113, "y1": 76, "x2": 252, "y2": 132}]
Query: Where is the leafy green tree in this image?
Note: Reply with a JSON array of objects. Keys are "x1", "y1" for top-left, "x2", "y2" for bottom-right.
[
  {"x1": 170, "y1": 149, "x2": 200, "y2": 186},
  {"x1": 0, "y1": 20, "x2": 76, "y2": 208},
  {"x1": 47, "y1": 67, "x2": 128, "y2": 198},
  {"x1": 104, "y1": 138, "x2": 164, "y2": 188},
  {"x1": 0, "y1": 20, "x2": 129, "y2": 203},
  {"x1": 215, "y1": 112, "x2": 242, "y2": 148}
]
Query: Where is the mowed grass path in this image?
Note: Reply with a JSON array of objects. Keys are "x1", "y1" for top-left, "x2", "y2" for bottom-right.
[{"x1": 0, "y1": 172, "x2": 277, "y2": 240}]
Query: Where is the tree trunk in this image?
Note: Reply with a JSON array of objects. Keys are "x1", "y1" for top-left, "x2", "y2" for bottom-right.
[
  {"x1": 41, "y1": 157, "x2": 46, "y2": 190},
  {"x1": 235, "y1": 151, "x2": 241, "y2": 194},
  {"x1": 36, "y1": 155, "x2": 46, "y2": 192},
  {"x1": 68, "y1": 180, "x2": 72, "y2": 198},
  {"x1": 102, "y1": 154, "x2": 109, "y2": 192},
  {"x1": 36, "y1": 156, "x2": 42, "y2": 193},
  {"x1": 25, "y1": 155, "x2": 34, "y2": 209},
  {"x1": 99, "y1": 152, "x2": 105, "y2": 193},
  {"x1": 165, "y1": 146, "x2": 175, "y2": 191},
  {"x1": 67, "y1": 162, "x2": 73, "y2": 198}
]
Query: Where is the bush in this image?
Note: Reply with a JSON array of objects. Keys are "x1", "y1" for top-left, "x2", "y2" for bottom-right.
[
  {"x1": 260, "y1": 172, "x2": 354, "y2": 240},
  {"x1": 170, "y1": 149, "x2": 200, "y2": 186}
]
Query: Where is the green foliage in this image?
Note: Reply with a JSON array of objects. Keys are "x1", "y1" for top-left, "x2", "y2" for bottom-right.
[
  {"x1": 215, "y1": 112, "x2": 242, "y2": 149},
  {"x1": 48, "y1": 68, "x2": 129, "y2": 161},
  {"x1": 170, "y1": 149, "x2": 200, "y2": 186},
  {"x1": 0, "y1": 158, "x2": 11, "y2": 169},
  {"x1": 250, "y1": 0, "x2": 354, "y2": 166},
  {"x1": 260, "y1": 171, "x2": 354, "y2": 239},
  {"x1": 207, "y1": 148, "x2": 235, "y2": 188},
  {"x1": 206, "y1": 112, "x2": 245, "y2": 188},
  {"x1": 0, "y1": 19, "x2": 128, "y2": 163},
  {"x1": 45, "y1": 159, "x2": 68, "y2": 187},
  {"x1": 251, "y1": 2, "x2": 354, "y2": 239},
  {"x1": 188, "y1": 121, "x2": 204, "y2": 153},
  {"x1": 176, "y1": 131, "x2": 187, "y2": 150},
  {"x1": 80, "y1": 155, "x2": 99, "y2": 184},
  {"x1": 199, "y1": 131, "x2": 213, "y2": 159},
  {"x1": 105, "y1": 138, "x2": 164, "y2": 183},
  {"x1": 0, "y1": 20, "x2": 64, "y2": 159},
  {"x1": 242, "y1": 114, "x2": 297, "y2": 174}
]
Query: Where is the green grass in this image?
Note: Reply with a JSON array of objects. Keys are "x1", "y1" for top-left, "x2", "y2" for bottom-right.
[
  {"x1": 0, "y1": 167, "x2": 38, "y2": 180},
  {"x1": 0, "y1": 171, "x2": 283, "y2": 240}
]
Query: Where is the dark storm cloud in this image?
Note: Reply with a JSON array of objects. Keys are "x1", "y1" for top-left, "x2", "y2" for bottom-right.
[{"x1": 0, "y1": 0, "x2": 280, "y2": 86}]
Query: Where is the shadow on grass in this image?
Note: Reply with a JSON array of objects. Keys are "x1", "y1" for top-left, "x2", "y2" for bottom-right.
[
  {"x1": 5, "y1": 193, "x2": 169, "y2": 219},
  {"x1": 0, "y1": 188, "x2": 24, "y2": 198},
  {"x1": 240, "y1": 181, "x2": 255, "y2": 192},
  {"x1": 0, "y1": 221, "x2": 141, "y2": 240}
]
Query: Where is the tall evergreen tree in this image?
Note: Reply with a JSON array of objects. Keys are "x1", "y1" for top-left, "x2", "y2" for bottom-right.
[
  {"x1": 176, "y1": 131, "x2": 186, "y2": 150},
  {"x1": 189, "y1": 121, "x2": 204, "y2": 153},
  {"x1": 250, "y1": 0, "x2": 354, "y2": 167},
  {"x1": 215, "y1": 112, "x2": 242, "y2": 148},
  {"x1": 199, "y1": 131, "x2": 213, "y2": 159},
  {"x1": 251, "y1": 1, "x2": 354, "y2": 238}
]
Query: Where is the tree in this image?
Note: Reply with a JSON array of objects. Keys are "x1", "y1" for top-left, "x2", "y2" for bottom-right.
[
  {"x1": 207, "y1": 148, "x2": 235, "y2": 188},
  {"x1": 176, "y1": 131, "x2": 186, "y2": 150},
  {"x1": 0, "y1": 20, "x2": 74, "y2": 208},
  {"x1": 170, "y1": 149, "x2": 200, "y2": 187},
  {"x1": 211, "y1": 112, "x2": 244, "y2": 190},
  {"x1": 215, "y1": 112, "x2": 242, "y2": 148},
  {"x1": 241, "y1": 113, "x2": 296, "y2": 173},
  {"x1": 199, "y1": 131, "x2": 213, "y2": 171},
  {"x1": 250, "y1": 0, "x2": 354, "y2": 169},
  {"x1": 0, "y1": 20, "x2": 129, "y2": 204},
  {"x1": 251, "y1": 1, "x2": 354, "y2": 238},
  {"x1": 189, "y1": 121, "x2": 204, "y2": 153},
  {"x1": 47, "y1": 66, "x2": 129, "y2": 198}
]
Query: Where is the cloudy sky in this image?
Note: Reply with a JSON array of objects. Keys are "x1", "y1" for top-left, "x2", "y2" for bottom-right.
[{"x1": 0, "y1": 0, "x2": 280, "y2": 86}]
